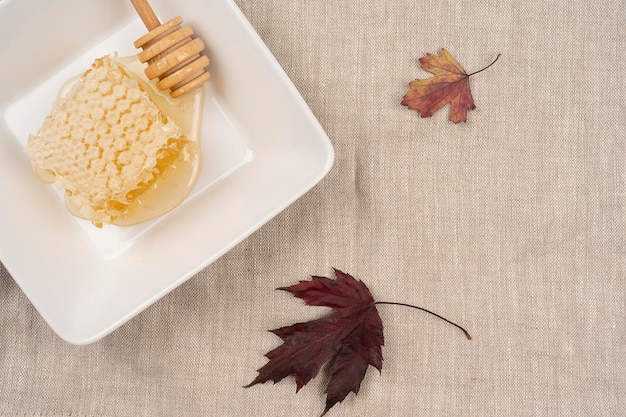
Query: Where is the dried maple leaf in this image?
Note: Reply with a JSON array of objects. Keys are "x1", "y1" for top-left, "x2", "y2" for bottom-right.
[
  {"x1": 401, "y1": 48, "x2": 500, "y2": 123},
  {"x1": 246, "y1": 269, "x2": 471, "y2": 416}
]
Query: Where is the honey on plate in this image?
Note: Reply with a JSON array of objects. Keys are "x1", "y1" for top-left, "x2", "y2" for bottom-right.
[{"x1": 25, "y1": 54, "x2": 204, "y2": 227}]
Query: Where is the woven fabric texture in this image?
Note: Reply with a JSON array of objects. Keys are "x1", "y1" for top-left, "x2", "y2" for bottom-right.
[{"x1": 1, "y1": 1, "x2": 625, "y2": 416}]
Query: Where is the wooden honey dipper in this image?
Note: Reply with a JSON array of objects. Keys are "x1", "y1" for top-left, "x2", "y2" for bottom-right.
[{"x1": 130, "y1": 0, "x2": 210, "y2": 98}]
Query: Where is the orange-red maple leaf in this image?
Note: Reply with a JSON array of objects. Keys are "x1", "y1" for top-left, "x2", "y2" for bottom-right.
[{"x1": 401, "y1": 48, "x2": 499, "y2": 123}]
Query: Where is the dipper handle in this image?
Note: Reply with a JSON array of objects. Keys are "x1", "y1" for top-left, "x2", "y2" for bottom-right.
[{"x1": 130, "y1": 0, "x2": 161, "y2": 31}]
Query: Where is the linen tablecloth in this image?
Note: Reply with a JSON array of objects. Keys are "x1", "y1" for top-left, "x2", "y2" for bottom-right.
[{"x1": 1, "y1": 0, "x2": 625, "y2": 416}]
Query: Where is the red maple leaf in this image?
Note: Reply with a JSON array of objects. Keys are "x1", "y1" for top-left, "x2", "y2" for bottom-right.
[
  {"x1": 246, "y1": 269, "x2": 383, "y2": 415},
  {"x1": 246, "y1": 269, "x2": 471, "y2": 416},
  {"x1": 401, "y1": 48, "x2": 500, "y2": 123}
]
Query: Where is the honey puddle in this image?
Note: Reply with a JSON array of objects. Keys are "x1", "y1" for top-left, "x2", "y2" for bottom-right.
[{"x1": 34, "y1": 55, "x2": 204, "y2": 226}]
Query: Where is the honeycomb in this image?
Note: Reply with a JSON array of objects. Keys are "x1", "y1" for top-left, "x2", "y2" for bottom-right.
[{"x1": 25, "y1": 55, "x2": 188, "y2": 227}]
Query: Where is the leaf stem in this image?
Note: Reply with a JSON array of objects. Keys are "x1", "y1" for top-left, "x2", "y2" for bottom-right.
[
  {"x1": 374, "y1": 301, "x2": 472, "y2": 340},
  {"x1": 467, "y1": 53, "x2": 501, "y2": 77}
]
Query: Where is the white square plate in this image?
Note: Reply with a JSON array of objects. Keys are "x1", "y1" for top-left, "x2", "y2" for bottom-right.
[{"x1": 0, "y1": 0, "x2": 334, "y2": 344}]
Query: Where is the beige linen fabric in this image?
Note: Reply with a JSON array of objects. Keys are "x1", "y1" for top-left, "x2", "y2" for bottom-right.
[{"x1": 1, "y1": 0, "x2": 625, "y2": 416}]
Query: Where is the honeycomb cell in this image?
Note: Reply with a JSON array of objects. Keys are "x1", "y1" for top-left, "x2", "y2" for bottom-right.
[
  {"x1": 98, "y1": 81, "x2": 112, "y2": 95},
  {"x1": 127, "y1": 88, "x2": 141, "y2": 103},
  {"x1": 110, "y1": 124, "x2": 124, "y2": 138},
  {"x1": 120, "y1": 113, "x2": 133, "y2": 128},
  {"x1": 90, "y1": 107, "x2": 104, "y2": 121},
  {"x1": 101, "y1": 95, "x2": 116, "y2": 110},
  {"x1": 105, "y1": 110, "x2": 121, "y2": 125},
  {"x1": 116, "y1": 99, "x2": 131, "y2": 113},
  {"x1": 135, "y1": 118, "x2": 149, "y2": 131}
]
